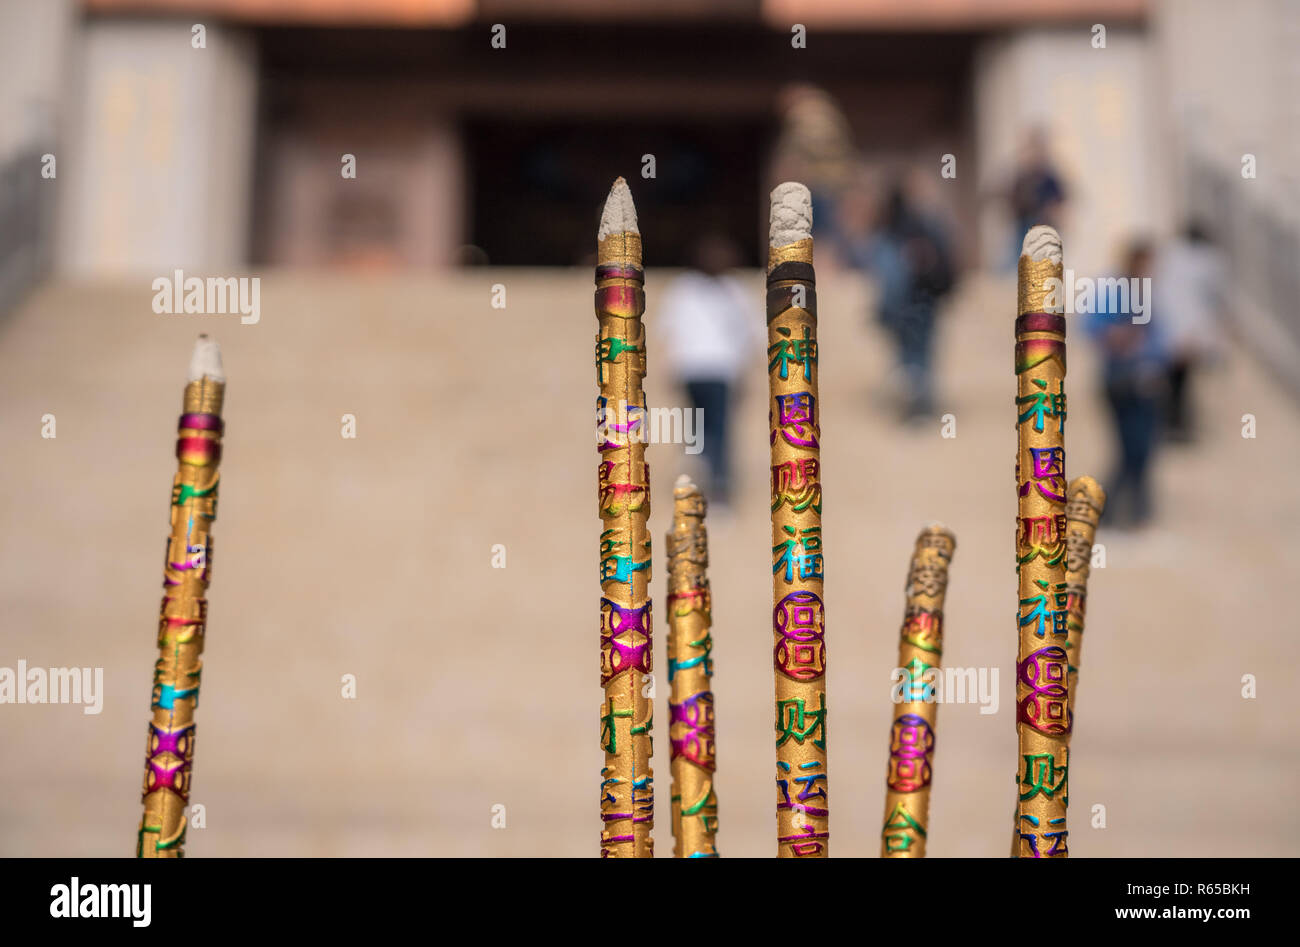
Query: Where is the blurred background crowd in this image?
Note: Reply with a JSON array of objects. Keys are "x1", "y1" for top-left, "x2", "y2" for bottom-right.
[
  {"x1": 1, "y1": 0, "x2": 1296, "y2": 857},
  {"x1": 5, "y1": 0, "x2": 1295, "y2": 525}
]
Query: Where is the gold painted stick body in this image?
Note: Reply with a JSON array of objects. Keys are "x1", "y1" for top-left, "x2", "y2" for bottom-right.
[
  {"x1": 767, "y1": 229, "x2": 828, "y2": 857},
  {"x1": 138, "y1": 371, "x2": 224, "y2": 857},
  {"x1": 596, "y1": 206, "x2": 654, "y2": 857},
  {"x1": 1063, "y1": 477, "x2": 1106, "y2": 716},
  {"x1": 881, "y1": 526, "x2": 955, "y2": 858},
  {"x1": 1013, "y1": 243, "x2": 1070, "y2": 858},
  {"x1": 666, "y1": 478, "x2": 718, "y2": 857},
  {"x1": 1009, "y1": 474, "x2": 1105, "y2": 854}
]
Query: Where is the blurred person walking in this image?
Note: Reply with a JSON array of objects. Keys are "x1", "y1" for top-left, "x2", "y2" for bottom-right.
[
  {"x1": 657, "y1": 233, "x2": 763, "y2": 508},
  {"x1": 1153, "y1": 221, "x2": 1227, "y2": 443},
  {"x1": 1005, "y1": 128, "x2": 1067, "y2": 269},
  {"x1": 848, "y1": 180, "x2": 955, "y2": 422},
  {"x1": 1084, "y1": 239, "x2": 1169, "y2": 529}
]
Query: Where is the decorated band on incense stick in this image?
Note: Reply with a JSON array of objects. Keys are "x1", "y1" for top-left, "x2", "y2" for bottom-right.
[
  {"x1": 882, "y1": 525, "x2": 955, "y2": 858},
  {"x1": 766, "y1": 182, "x2": 829, "y2": 858},
  {"x1": 595, "y1": 177, "x2": 654, "y2": 858},
  {"x1": 666, "y1": 475, "x2": 718, "y2": 858},
  {"x1": 1014, "y1": 226, "x2": 1070, "y2": 859},
  {"x1": 138, "y1": 336, "x2": 225, "y2": 858}
]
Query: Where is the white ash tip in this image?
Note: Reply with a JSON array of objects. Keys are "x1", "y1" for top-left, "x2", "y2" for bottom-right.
[
  {"x1": 188, "y1": 334, "x2": 225, "y2": 383},
  {"x1": 598, "y1": 177, "x2": 638, "y2": 239},
  {"x1": 769, "y1": 182, "x2": 812, "y2": 247},
  {"x1": 675, "y1": 473, "x2": 697, "y2": 490},
  {"x1": 1022, "y1": 225, "x2": 1062, "y2": 265}
]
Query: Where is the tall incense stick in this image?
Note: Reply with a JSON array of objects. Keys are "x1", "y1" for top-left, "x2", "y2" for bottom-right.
[
  {"x1": 882, "y1": 525, "x2": 955, "y2": 858},
  {"x1": 666, "y1": 474, "x2": 718, "y2": 857},
  {"x1": 1013, "y1": 226, "x2": 1070, "y2": 858},
  {"x1": 595, "y1": 177, "x2": 654, "y2": 857},
  {"x1": 766, "y1": 181, "x2": 828, "y2": 858},
  {"x1": 138, "y1": 335, "x2": 225, "y2": 858}
]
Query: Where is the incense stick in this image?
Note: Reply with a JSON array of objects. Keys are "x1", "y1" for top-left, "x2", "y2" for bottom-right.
[
  {"x1": 138, "y1": 335, "x2": 225, "y2": 858},
  {"x1": 1059, "y1": 475, "x2": 1106, "y2": 843},
  {"x1": 766, "y1": 182, "x2": 829, "y2": 858},
  {"x1": 882, "y1": 525, "x2": 955, "y2": 857},
  {"x1": 595, "y1": 177, "x2": 654, "y2": 858},
  {"x1": 1013, "y1": 226, "x2": 1070, "y2": 858},
  {"x1": 1009, "y1": 474, "x2": 1105, "y2": 854},
  {"x1": 666, "y1": 474, "x2": 718, "y2": 857},
  {"x1": 1063, "y1": 476, "x2": 1105, "y2": 716}
]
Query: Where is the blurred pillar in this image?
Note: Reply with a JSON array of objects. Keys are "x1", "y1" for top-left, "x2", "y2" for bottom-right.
[
  {"x1": 0, "y1": 0, "x2": 74, "y2": 312},
  {"x1": 58, "y1": 19, "x2": 257, "y2": 275}
]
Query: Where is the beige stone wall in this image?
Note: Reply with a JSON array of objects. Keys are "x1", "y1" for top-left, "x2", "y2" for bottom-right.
[
  {"x1": 0, "y1": 0, "x2": 75, "y2": 160},
  {"x1": 1153, "y1": 0, "x2": 1299, "y2": 221},
  {"x1": 972, "y1": 26, "x2": 1168, "y2": 274}
]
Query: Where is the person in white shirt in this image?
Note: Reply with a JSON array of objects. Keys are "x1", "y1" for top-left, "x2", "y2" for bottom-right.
[
  {"x1": 1152, "y1": 222, "x2": 1227, "y2": 442},
  {"x1": 656, "y1": 233, "x2": 764, "y2": 506}
]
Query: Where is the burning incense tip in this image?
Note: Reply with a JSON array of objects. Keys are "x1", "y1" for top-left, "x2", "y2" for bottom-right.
[
  {"x1": 769, "y1": 182, "x2": 812, "y2": 247},
  {"x1": 187, "y1": 335, "x2": 225, "y2": 383},
  {"x1": 673, "y1": 473, "x2": 699, "y2": 496},
  {"x1": 1021, "y1": 225, "x2": 1062, "y2": 265},
  {"x1": 598, "y1": 176, "x2": 639, "y2": 239}
]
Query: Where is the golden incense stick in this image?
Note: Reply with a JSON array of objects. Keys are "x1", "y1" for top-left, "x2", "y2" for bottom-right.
[
  {"x1": 766, "y1": 182, "x2": 828, "y2": 857},
  {"x1": 1063, "y1": 476, "x2": 1105, "y2": 717},
  {"x1": 882, "y1": 525, "x2": 955, "y2": 858},
  {"x1": 595, "y1": 177, "x2": 654, "y2": 857},
  {"x1": 1009, "y1": 474, "x2": 1105, "y2": 855},
  {"x1": 1013, "y1": 226, "x2": 1070, "y2": 858},
  {"x1": 666, "y1": 474, "x2": 718, "y2": 857},
  {"x1": 138, "y1": 335, "x2": 225, "y2": 857}
]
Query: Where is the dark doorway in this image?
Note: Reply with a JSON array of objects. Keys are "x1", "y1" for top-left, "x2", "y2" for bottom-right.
[{"x1": 465, "y1": 118, "x2": 769, "y2": 267}]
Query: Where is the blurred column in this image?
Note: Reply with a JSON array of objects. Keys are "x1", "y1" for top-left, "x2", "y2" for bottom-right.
[{"x1": 0, "y1": 0, "x2": 74, "y2": 311}]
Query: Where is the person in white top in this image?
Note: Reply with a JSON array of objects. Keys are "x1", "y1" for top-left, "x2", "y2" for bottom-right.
[
  {"x1": 1153, "y1": 222, "x2": 1227, "y2": 442},
  {"x1": 656, "y1": 233, "x2": 765, "y2": 506}
]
